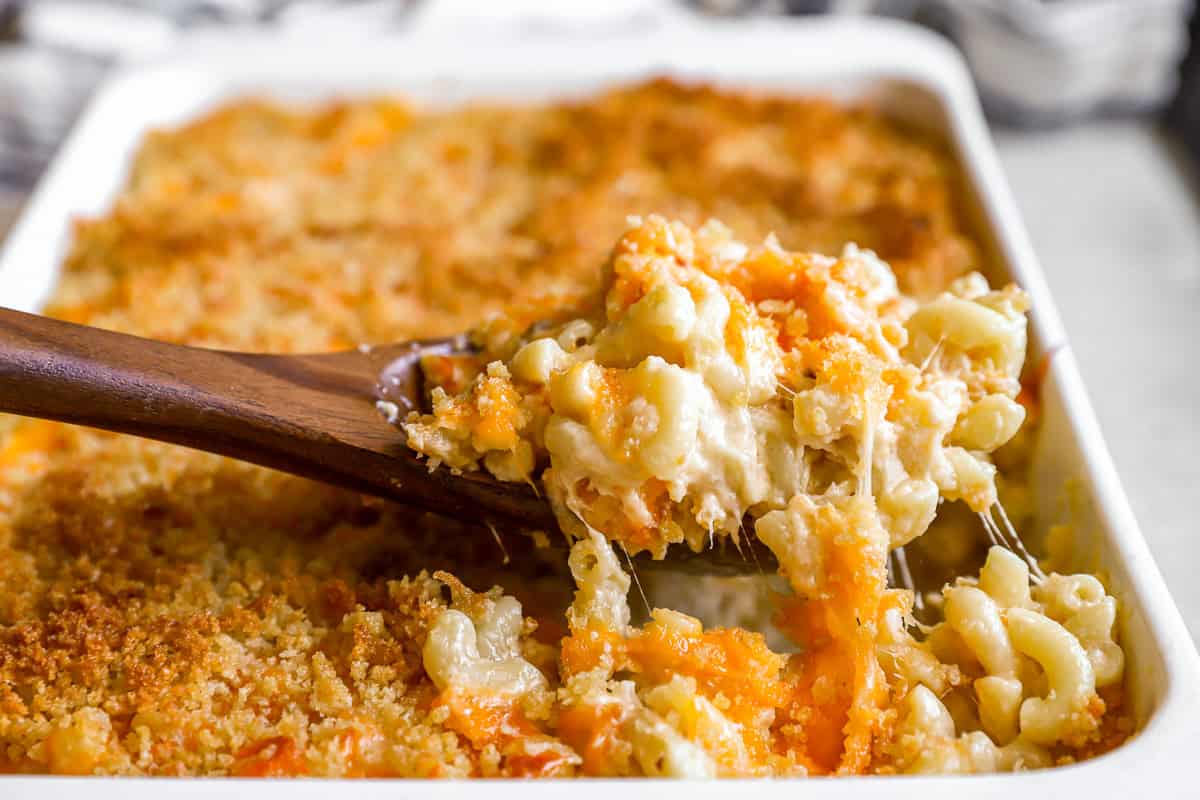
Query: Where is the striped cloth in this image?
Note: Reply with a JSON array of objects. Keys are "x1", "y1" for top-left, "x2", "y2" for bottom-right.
[{"x1": 0, "y1": 0, "x2": 413, "y2": 214}]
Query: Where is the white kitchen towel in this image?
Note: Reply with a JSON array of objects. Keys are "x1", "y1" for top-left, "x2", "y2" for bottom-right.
[{"x1": 929, "y1": 0, "x2": 1192, "y2": 124}]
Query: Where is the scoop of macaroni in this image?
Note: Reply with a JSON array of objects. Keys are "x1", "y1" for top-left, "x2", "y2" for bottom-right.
[{"x1": 402, "y1": 216, "x2": 1030, "y2": 562}]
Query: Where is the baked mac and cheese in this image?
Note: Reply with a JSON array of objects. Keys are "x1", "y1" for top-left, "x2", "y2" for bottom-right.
[{"x1": 0, "y1": 80, "x2": 1131, "y2": 778}]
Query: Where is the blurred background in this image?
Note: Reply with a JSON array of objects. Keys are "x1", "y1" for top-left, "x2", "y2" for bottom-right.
[{"x1": 0, "y1": 0, "x2": 1197, "y2": 638}]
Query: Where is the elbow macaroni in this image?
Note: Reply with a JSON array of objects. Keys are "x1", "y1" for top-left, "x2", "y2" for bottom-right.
[
  {"x1": 885, "y1": 546, "x2": 1121, "y2": 770},
  {"x1": 1006, "y1": 608, "x2": 1097, "y2": 746},
  {"x1": 1036, "y1": 574, "x2": 1126, "y2": 688},
  {"x1": 422, "y1": 585, "x2": 548, "y2": 700}
]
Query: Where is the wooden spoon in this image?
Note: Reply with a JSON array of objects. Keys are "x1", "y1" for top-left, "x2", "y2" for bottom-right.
[
  {"x1": 0, "y1": 307, "x2": 778, "y2": 575},
  {"x1": 0, "y1": 305, "x2": 556, "y2": 528}
]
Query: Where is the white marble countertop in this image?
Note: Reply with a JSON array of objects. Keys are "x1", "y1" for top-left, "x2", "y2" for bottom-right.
[{"x1": 2, "y1": 119, "x2": 1197, "y2": 640}]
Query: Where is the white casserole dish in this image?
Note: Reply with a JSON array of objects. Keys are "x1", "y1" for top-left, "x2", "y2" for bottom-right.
[{"x1": 0, "y1": 16, "x2": 1196, "y2": 798}]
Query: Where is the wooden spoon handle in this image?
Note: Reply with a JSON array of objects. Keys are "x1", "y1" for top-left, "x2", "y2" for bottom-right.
[
  {"x1": 0, "y1": 305, "x2": 281, "y2": 438},
  {"x1": 0, "y1": 304, "x2": 395, "y2": 476},
  {"x1": 0, "y1": 307, "x2": 556, "y2": 528}
]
